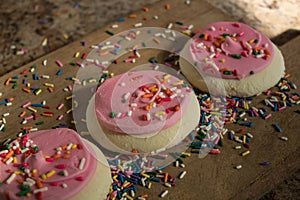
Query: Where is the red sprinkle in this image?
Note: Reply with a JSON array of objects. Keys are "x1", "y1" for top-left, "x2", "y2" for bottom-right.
[
  {"x1": 75, "y1": 176, "x2": 84, "y2": 181},
  {"x1": 56, "y1": 164, "x2": 67, "y2": 169}
]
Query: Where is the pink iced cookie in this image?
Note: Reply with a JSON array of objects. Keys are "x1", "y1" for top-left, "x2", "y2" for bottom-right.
[{"x1": 94, "y1": 70, "x2": 192, "y2": 135}]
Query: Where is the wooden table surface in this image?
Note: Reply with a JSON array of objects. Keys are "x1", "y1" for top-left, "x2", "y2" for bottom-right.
[{"x1": 1, "y1": 0, "x2": 299, "y2": 199}]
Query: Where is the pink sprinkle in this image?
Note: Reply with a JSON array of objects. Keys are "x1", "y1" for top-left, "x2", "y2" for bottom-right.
[
  {"x1": 162, "y1": 97, "x2": 172, "y2": 102},
  {"x1": 181, "y1": 25, "x2": 189, "y2": 29},
  {"x1": 164, "y1": 62, "x2": 172, "y2": 67},
  {"x1": 25, "y1": 115, "x2": 34, "y2": 121},
  {"x1": 232, "y1": 22, "x2": 241, "y2": 28},
  {"x1": 56, "y1": 164, "x2": 67, "y2": 169},
  {"x1": 45, "y1": 158, "x2": 54, "y2": 162},
  {"x1": 68, "y1": 85, "x2": 73, "y2": 91},
  {"x1": 51, "y1": 182, "x2": 59, "y2": 186},
  {"x1": 57, "y1": 103, "x2": 64, "y2": 110},
  {"x1": 75, "y1": 176, "x2": 84, "y2": 181},
  {"x1": 238, "y1": 32, "x2": 245, "y2": 36},
  {"x1": 23, "y1": 162, "x2": 28, "y2": 167},
  {"x1": 279, "y1": 106, "x2": 286, "y2": 111},
  {"x1": 56, "y1": 60, "x2": 63, "y2": 67},
  {"x1": 253, "y1": 110, "x2": 259, "y2": 117},
  {"x1": 241, "y1": 51, "x2": 249, "y2": 57},
  {"x1": 57, "y1": 115, "x2": 64, "y2": 121},
  {"x1": 214, "y1": 52, "x2": 220, "y2": 58},
  {"x1": 22, "y1": 102, "x2": 31, "y2": 108},
  {"x1": 120, "y1": 113, "x2": 126, "y2": 119},
  {"x1": 264, "y1": 113, "x2": 272, "y2": 120}
]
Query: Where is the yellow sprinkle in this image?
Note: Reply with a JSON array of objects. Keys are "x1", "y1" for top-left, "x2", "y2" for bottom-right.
[
  {"x1": 44, "y1": 83, "x2": 54, "y2": 87},
  {"x1": 249, "y1": 39, "x2": 255, "y2": 44},
  {"x1": 26, "y1": 193, "x2": 31, "y2": 197},
  {"x1": 182, "y1": 30, "x2": 191, "y2": 36},
  {"x1": 219, "y1": 132, "x2": 224, "y2": 139},
  {"x1": 173, "y1": 80, "x2": 184, "y2": 86},
  {"x1": 125, "y1": 195, "x2": 133, "y2": 200},
  {"x1": 72, "y1": 144, "x2": 77, "y2": 149},
  {"x1": 63, "y1": 33, "x2": 69, "y2": 40},
  {"x1": 65, "y1": 95, "x2": 74, "y2": 100},
  {"x1": 35, "y1": 89, "x2": 42, "y2": 95},
  {"x1": 71, "y1": 77, "x2": 79, "y2": 81},
  {"x1": 181, "y1": 152, "x2": 191, "y2": 157},
  {"x1": 243, "y1": 135, "x2": 246, "y2": 143},
  {"x1": 156, "y1": 111, "x2": 166, "y2": 116},
  {"x1": 66, "y1": 109, "x2": 73, "y2": 114},
  {"x1": 13, "y1": 157, "x2": 17, "y2": 164},
  {"x1": 163, "y1": 74, "x2": 171, "y2": 80},
  {"x1": 46, "y1": 170, "x2": 56, "y2": 178},
  {"x1": 14, "y1": 171, "x2": 23, "y2": 175},
  {"x1": 123, "y1": 181, "x2": 131, "y2": 188},
  {"x1": 220, "y1": 58, "x2": 226, "y2": 63},
  {"x1": 74, "y1": 52, "x2": 80, "y2": 58},
  {"x1": 27, "y1": 107, "x2": 37, "y2": 113},
  {"x1": 42, "y1": 38, "x2": 48, "y2": 46},
  {"x1": 148, "y1": 182, "x2": 152, "y2": 189},
  {"x1": 241, "y1": 150, "x2": 250, "y2": 157},
  {"x1": 41, "y1": 174, "x2": 47, "y2": 180},
  {"x1": 88, "y1": 79, "x2": 97, "y2": 83},
  {"x1": 142, "y1": 174, "x2": 150, "y2": 178}
]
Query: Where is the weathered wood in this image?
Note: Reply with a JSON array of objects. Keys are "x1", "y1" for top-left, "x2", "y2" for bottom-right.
[{"x1": 0, "y1": 0, "x2": 299, "y2": 199}]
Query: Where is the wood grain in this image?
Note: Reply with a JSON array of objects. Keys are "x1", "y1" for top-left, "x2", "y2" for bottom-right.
[{"x1": 1, "y1": 0, "x2": 299, "y2": 199}]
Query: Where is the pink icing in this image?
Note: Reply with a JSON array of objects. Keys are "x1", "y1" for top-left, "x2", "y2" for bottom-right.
[
  {"x1": 0, "y1": 128, "x2": 97, "y2": 200},
  {"x1": 95, "y1": 70, "x2": 191, "y2": 135},
  {"x1": 190, "y1": 21, "x2": 274, "y2": 79}
]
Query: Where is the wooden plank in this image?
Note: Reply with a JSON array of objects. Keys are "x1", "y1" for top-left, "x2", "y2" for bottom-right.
[{"x1": 1, "y1": 0, "x2": 299, "y2": 199}]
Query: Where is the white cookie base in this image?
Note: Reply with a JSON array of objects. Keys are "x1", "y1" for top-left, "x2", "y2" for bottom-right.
[
  {"x1": 86, "y1": 92, "x2": 200, "y2": 153},
  {"x1": 179, "y1": 44, "x2": 285, "y2": 97},
  {"x1": 71, "y1": 140, "x2": 112, "y2": 200}
]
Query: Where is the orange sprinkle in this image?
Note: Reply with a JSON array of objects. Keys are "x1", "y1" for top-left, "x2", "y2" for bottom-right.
[
  {"x1": 148, "y1": 84, "x2": 157, "y2": 90},
  {"x1": 22, "y1": 88, "x2": 31, "y2": 93},
  {"x1": 165, "y1": 4, "x2": 170, "y2": 10},
  {"x1": 164, "y1": 173, "x2": 169, "y2": 183},
  {"x1": 142, "y1": 93, "x2": 154, "y2": 98},
  {"x1": 143, "y1": 7, "x2": 149, "y2": 12},
  {"x1": 17, "y1": 179, "x2": 24, "y2": 184},
  {"x1": 36, "y1": 179, "x2": 43, "y2": 188},
  {"x1": 19, "y1": 111, "x2": 26, "y2": 118},
  {"x1": 41, "y1": 113, "x2": 53, "y2": 117},
  {"x1": 203, "y1": 33, "x2": 208, "y2": 41},
  {"x1": 4, "y1": 78, "x2": 12, "y2": 86},
  {"x1": 63, "y1": 155, "x2": 70, "y2": 159},
  {"x1": 140, "y1": 194, "x2": 149, "y2": 198},
  {"x1": 128, "y1": 14, "x2": 137, "y2": 18},
  {"x1": 284, "y1": 74, "x2": 291, "y2": 78},
  {"x1": 48, "y1": 87, "x2": 54, "y2": 93},
  {"x1": 144, "y1": 105, "x2": 150, "y2": 111},
  {"x1": 131, "y1": 149, "x2": 139, "y2": 153},
  {"x1": 22, "y1": 126, "x2": 33, "y2": 130},
  {"x1": 52, "y1": 154, "x2": 61, "y2": 159}
]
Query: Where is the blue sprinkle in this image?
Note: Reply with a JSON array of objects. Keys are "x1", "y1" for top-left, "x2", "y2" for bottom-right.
[
  {"x1": 117, "y1": 17, "x2": 126, "y2": 22},
  {"x1": 273, "y1": 123, "x2": 282, "y2": 132}
]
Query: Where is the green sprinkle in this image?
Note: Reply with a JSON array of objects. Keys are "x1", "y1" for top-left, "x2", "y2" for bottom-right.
[
  {"x1": 12, "y1": 83, "x2": 18, "y2": 89},
  {"x1": 223, "y1": 71, "x2": 233, "y2": 75},
  {"x1": 35, "y1": 121, "x2": 44, "y2": 125},
  {"x1": 253, "y1": 50, "x2": 258, "y2": 55},
  {"x1": 218, "y1": 139, "x2": 224, "y2": 147},
  {"x1": 231, "y1": 54, "x2": 242, "y2": 59},
  {"x1": 176, "y1": 158, "x2": 184, "y2": 164},
  {"x1": 191, "y1": 149, "x2": 200, "y2": 153},
  {"x1": 198, "y1": 33, "x2": 204, "y2": 38},
  {"x1": 18, "y1": 187, "x2": 31, "y2": 196},
  {"x1": 110, "y1": 112, "x2": 115, "y2": 118},
  {"x1": 222, "y1": 33, "x2": 231, "y2": 37},
  {"x1": 142, "y1": 42, "x2": 146, "y2": 47},
  {"x1": 33, "y1": 146, "x2": 39, "y2": 151},
  {"x1": 176, "y1": 21, "x2": 184, "y2": 25},
  {"x1": 58, "y1": 171, "x2": 65, "y2": 176},
  {"x1": 250, "y1": 70, "x2": 254, "y2": 75},
  {"x1": 69, "y1": 62, "x2": 76, "y2": 66},
  {"x1": 105, "y1": 30, "x2": 114, "y2": 36},
  {"x1": 254, "y1": 39, "x2": 259, "y2": 43}
]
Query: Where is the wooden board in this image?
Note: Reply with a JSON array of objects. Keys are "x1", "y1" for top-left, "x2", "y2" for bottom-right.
[{"x1": 1, "y1": 0, "x2": 299, "y2": 199}]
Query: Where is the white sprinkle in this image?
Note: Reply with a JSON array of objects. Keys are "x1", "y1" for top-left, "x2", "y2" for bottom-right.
[
  {"x1": 280, "y1": 136, "x2": 288, "y2": 141},
  {"x1": 234, "y1": 146, "x2": 242, "y2": 149},
  {"x1": 130, "y1": 103, "x2": 137, "y2": 107},
  {"x1": 3, "y1": 113, "x2": 10, "y2": 117},
  {"x1": 175, "y1": 160, "x2": 179, "y2": 167},
  {"x1": 188, "y1": 24, "x2": 194, "y2": 30},
  {"x1": 235, "y1": 165, "x2": 242, "y2": 169},
  {"x1": 6, "y1": 102, "x2": 12, "y2": 106},
  {"x1": 127, "y1": 110, "x2": 132, "y2": 117},
  {"x1": 6, "y1": 173, "x2": 16, "y2": 184},
  {"x1": 164, "y1": 183, "x2": 172, "y2": 188},
  {"x1": 146, "y1": 113, "x2": 151, "y2": 121},
  {"x1": 160, "y1": 190, "x2": 169, "y2": 198},
  {"x1": 246, "y1": 133, "x2": 253, "y2": 138},
  {"x1": 185, "y1": 0, "x2": 191, "y2": 5},
  {"x1": 5, "y1": 157, "x2": 13, "y2": 165},
  {"x1": 61, "y1": 183, "x2": 68, "y2": 188},
  {"x1": 0, "y1": 124, "x2": 5, "y2": 131},
  {"x1": 180, "y1": 163, "x2": 185, "y2": 168},
  {"x1": 210, "y1": 26, "x2": 216, "y2": 31},
  {"x1": 112, "y1": 24, "x2": 119, "y2": 28},
  {"x1": 66, "y1": 143, "x2": 73, "y2": 150},
  {"x1": 42, "y1": 60, "x2": 47, "y2": 66},
  {"x1": 134, "y1": 23, "x2": 143, "y2": 27},
  {"x1": 124, "y1": 92, "x2": 131, "y2": 100},
  {"x1": 79, "y1": 157, "x2": 86, "y2": 170},
  {"x1": 33, "y1": 187, "x2": 48, "y2": 194},
  {"x1": 116, "y1": 112, "x2": 122, "y2": 118},
  {"x1": 167, "y1": 23, "x2": 173, "y2": 29},
  {"x1": 63, "y1": 170, "x2": 69, "y2": 177},
  {"x1": 153, "y1": 15, "x2": 159, "y2": 20},
  {"x1": 179, "y1": 171, "x2": 187, "y2": 179}
]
